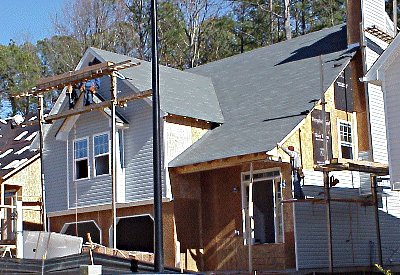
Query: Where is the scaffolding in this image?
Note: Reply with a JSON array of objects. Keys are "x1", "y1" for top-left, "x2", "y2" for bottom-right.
[{"x1": 12, "y1": 60, "x2": 151, "y2": 256}]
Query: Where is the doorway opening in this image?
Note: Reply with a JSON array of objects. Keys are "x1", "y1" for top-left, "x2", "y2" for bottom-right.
[{"x1": 242, "y1": 169, "x2": 283, "y2": 244}]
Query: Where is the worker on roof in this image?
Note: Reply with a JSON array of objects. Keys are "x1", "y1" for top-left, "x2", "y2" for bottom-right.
[
  {"x1": 67, "y1": 83, "x2": 83, "y2": 109},
  {"x1": 83, "y1": 61, "x2": 101, "y2": 106},
  {"x1": 278, "y1": 143, "x2": 305, "y2": 200}
]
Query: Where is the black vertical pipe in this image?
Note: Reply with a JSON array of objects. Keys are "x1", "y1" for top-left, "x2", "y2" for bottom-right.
[
  {"x1": 151, "y1": 0, "x2": 164, "y2": 271},
  {"x1": 372, "y1": 175, "x2": 383, "y2": 266},
  {"x1": 324, "y1": 171, "x2": 333, "y2": 272}
]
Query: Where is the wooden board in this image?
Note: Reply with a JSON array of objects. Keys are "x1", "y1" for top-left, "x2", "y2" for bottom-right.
[
  {"x1": 45, "y1": 89, "x2": 152, "y2": 123},
  {"x1": 19, "y1": 60, "x2": 140, "y2": 96},
  {"x1": 315, "y1": 158, "x2": 389, "y2": 175}
]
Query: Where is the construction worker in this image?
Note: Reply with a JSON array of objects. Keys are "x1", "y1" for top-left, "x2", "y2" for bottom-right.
[
  {"x1": 84, "y1": 61, "x2": 101, "y2": 106},
  {"x1": 278, "y1": 143, "x2": 305, "y2": 199},
  {"x1": 67, "y1": 83, "x2": 83, "y2": 109}
]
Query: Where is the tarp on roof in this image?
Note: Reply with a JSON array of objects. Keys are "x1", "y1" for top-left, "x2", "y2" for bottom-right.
[{"x1": 170, "y1": 24, "x2": 356, "y2": 168}]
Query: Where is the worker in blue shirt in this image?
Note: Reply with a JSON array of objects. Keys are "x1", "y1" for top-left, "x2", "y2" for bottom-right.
[{"x1": 83, "y1": 61, "x2": 101, "y2": 106}]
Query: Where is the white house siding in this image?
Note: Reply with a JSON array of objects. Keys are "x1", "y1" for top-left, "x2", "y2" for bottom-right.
[
  {"x1": 365, "y1": 32, "x2": 389, "y2": 165},
  {"x1": 43, "y1": 119, "x2": 69, "y2": 213},
  {"x1": 383, "y1": 57, "x2": 400, "y2": 188},
  {"x1": 362, "y1": 0, "x2": 386, "y2": 31},
  {"x1": 67, "y1": 110, "x2": 113, "y2": 208},
  {"x1": 302, "y1": 170, "x2": 361, "y2": 189},
  {"x1": 294, "y1": 186, "x2": 400, "y2": 269},
  {"x1": 119, "y1": 98, "x2": 161, "y2": 202}
]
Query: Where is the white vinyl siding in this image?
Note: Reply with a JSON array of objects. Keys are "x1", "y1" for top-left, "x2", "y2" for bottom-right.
[
  {"x1": 294, "y1": 186, "x2": 400, "y2": 269},
  {"x1": 383, "y1": 58, "x2": 400, "y2": 189},
  {"x1": 362, "y1": 0, "x2": 386, "y2": 31}
]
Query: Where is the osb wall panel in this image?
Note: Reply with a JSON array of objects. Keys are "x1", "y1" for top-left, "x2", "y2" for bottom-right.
[
  {"x1": 170, "y1": 172, "x2": 203, "y2": 270},
  {"x1": 277, "y1": 76, "x2": 360, "y2": 170},
  {"x1": 191, "y1": 127, "x2": 207, "y2": 143},
  {"x1": 49, "y1": 202, "x2": 176, "y2": 268},
  {"x1": 199, "y1": 162, "x2": 295, "y2": 271},
  {"x1": 5, "y1": 159, "x2": 41, "y2": 225}
]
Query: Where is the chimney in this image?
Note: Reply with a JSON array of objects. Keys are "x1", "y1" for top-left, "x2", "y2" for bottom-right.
[{"x1": 346, "y1": 0, "x2": 362, "y2": 45}]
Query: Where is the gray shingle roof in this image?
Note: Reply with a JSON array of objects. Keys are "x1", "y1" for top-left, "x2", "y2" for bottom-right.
[
  {"x1": 88, "y1": 48, "x2": 224, "y2": 124},
  {"x1": 170, "y1": 24, "x2": 356, "y2": 167}
]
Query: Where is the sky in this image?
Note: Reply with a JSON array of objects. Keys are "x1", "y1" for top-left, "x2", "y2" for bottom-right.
[{"x1": 0, "y1": 0, "x2": 67, "y2": 45}]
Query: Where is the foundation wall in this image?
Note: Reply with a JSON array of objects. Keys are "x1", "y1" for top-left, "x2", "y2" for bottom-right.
[{"x1": 48, "y1": 202, "x2": 176, "y2": 268}]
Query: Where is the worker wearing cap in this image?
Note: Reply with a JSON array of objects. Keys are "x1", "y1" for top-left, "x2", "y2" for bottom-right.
[
  {"x1": 278, "y1": 143, "x2": 305, "y2": 199},
  {"x1": 83, "y1": 61, "x2": 101, "y2": 106}
]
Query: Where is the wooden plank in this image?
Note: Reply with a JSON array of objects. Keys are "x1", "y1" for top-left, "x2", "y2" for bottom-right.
[
  {"x1": 281, "y1": 197, "x2": 373, "y2": 205},
  {"x1": 44, "y1": 89, "x2": 152, "y2": 123},
  {"x1": 27, "y1": 60, "x2": 139, "y2": 96},
  {"x1": 164, "y1": 114, "x2": 213, "y2": 129},
  {"x1": 169, "y1": 152, "x2": 269, "y2": 174},
  {"x1": 315, "y1": 158, "x2": 389, "y2": 175}
]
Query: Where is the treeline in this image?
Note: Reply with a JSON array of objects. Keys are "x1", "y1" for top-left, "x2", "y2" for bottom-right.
[{"x1": 0, "y1": 0, "x2": 361, "y2": 116}]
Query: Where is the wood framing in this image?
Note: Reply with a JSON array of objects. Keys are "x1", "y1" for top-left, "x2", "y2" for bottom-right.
[
  {"x1": 164, "y1": 114, "x2": 213, "y2": 129},
  {"x1": 315, "y1": 158, "x2": 389, "y2": 175},
  {"x1": 33, "y1": 60, "x2": 139, "y2": 94},
  {"x1": 170, "y1": 152, "x2": 270, "y2": 174},
  {"x1": 45, "y1": 89, "x2": 152, "y2": 123}
]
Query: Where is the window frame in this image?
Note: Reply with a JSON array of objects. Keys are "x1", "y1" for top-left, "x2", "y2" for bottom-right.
[
  {"x1": 93, "y1": 131, "x2": 110, "y2": 177},
  {"x1": 337, "y1": 119, "x2": 354, "y2": 160},
  {"x1": 241, "y1": 168, "x2": 284, "y2": 245},
  {"x1": 73, "y1": 137, "x2": 90, "y2": 181}
]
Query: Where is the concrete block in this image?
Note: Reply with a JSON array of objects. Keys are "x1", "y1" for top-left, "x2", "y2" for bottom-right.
[{"x1": 80, "y1": 265, "x2": 102, "y2": 275}]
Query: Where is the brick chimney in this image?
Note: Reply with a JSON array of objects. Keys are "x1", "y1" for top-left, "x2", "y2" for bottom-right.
[{"x1": 346, "y1": 0, "x2": 362, "y2": 45}]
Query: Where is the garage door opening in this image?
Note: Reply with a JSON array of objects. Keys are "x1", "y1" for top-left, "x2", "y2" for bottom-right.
[
  {"x1": 62, "y1": 221, "x2": 101, "y2": 244},
  {"x1": 116, "y1": 215, "x2": 154, "y2": 252}
]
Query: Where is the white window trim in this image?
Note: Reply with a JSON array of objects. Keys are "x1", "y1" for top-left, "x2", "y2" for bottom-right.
[
  {"x1": 337, "y1": 119, "x2": 354, "y2": 160},
  {"x1": 74, "y1": 136, "x2": 90, "y2": 181},
  {"x1": 93, "y1": 131, "x2": 111, "y2": 178},
  {"x1": 240, "y1": 168, "x2": 283, "y2": 245}
]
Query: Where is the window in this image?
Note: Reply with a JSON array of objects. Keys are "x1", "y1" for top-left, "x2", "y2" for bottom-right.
[
  {"x1": 74, "y1": 138, "x2": 89, "y2": 180},
  {"x1": 94, "y1": 133, "x2": 109, "y2": 176},
  {"x1": 339, "y1": 121, "x2": 353, "y2": 159}
]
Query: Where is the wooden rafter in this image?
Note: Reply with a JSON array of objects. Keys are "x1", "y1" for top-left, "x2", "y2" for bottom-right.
[
  {"x1": 169, "y1": 152, "x2": 270, "y2": 174},
  {"x1": 365, "y1": 26, "x2": 394, "y2": 44},
  {"x1": 18, "y1": 60, "x2": 140, "y2": 97},
  {"x1": 315, "y1": 158, "x2": 389, "y2": 175},
  {"x1": 44, "y1": 89, "x2": 152, "y2": 123}
]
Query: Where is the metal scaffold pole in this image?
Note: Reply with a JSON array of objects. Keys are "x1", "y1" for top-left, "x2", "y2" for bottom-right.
[
  {"x1": 38, "y1": 95, "x2": 47, "y2": 232},
  {"x1": 111, "y1": 72, "x2": 118, "y2": 249},
  {"x1": 151, "y1": 0, "x2": 164, "y2": 271}
]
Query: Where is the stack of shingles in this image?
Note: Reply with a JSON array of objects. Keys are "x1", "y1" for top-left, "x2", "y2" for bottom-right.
[{"x1": 0, "y1": 115, "x2": 39, "y2": 178}]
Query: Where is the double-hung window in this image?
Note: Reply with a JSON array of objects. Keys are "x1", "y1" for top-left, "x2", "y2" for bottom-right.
[
  {"x1": 94, "y1": 133, "x2": 110, "y2": 176},
  {"x1": 74, "y1": 138, "x2": 89, "y2": 180},
  {"x1": 339, "y1": 121, "x2": 353, "y2": 159}
]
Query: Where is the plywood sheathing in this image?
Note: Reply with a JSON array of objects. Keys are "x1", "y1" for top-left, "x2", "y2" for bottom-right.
[
  {"x1": 277, "y1": 79, "x2": 356, "y2": 171},
  {"x1": 172, "y1": 161, "x2": 294, "y2": 272},
  {"x1": 4, "y1": 158, "x2": 41, "y2": 227},
  {"x1": 48, "y1": 202, "x2": 176, "y2": 268}
]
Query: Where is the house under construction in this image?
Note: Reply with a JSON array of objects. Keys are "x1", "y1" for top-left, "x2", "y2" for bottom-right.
[{"x1": 1, "y1": 0, "x2": 400, "y2": 274}]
